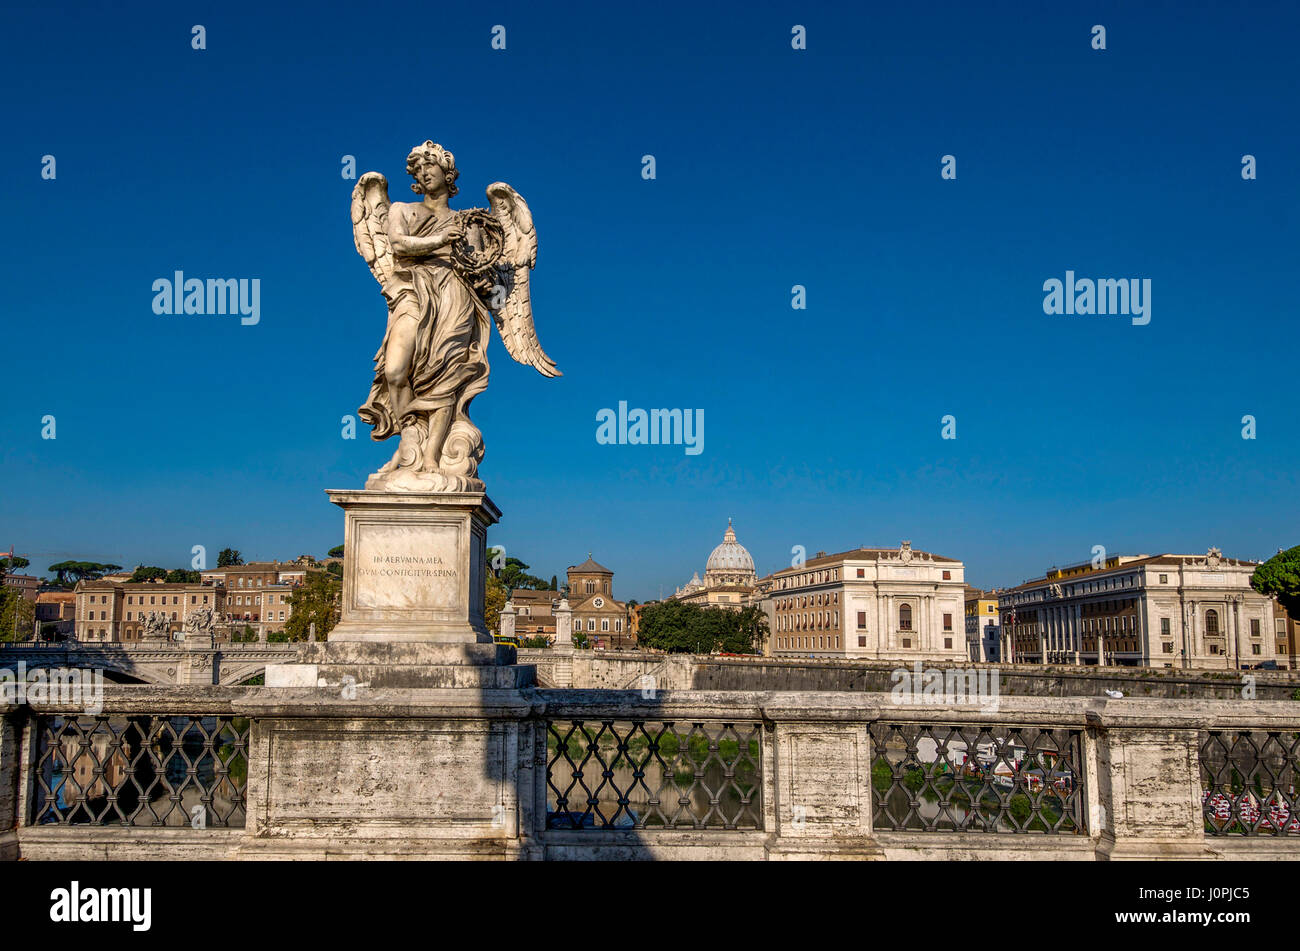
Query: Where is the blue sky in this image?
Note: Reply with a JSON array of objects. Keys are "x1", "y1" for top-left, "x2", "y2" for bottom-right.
[{"x1": 1, "y1": 1, "x2": 1296, "y2": 600}]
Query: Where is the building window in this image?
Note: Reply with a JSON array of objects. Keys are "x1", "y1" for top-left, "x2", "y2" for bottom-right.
[
  {"x1": 1160, "y1": 617, "x2": 1170, "y2": 636},
  {"x1": 1252, "y1": 644, "x2": 1261, "y2": 655},
  {"x1": 1209, "y1": 644, "x2": 1219, "y2": 655},
  {"x1": 857, "y1": 611, "x2": 866, "y2": 629},
  {"x1": 1250, "y1": 619, "x2": 1260, "y2": 638},
  {"x1": 944, "y1": 637, "x2": 952, "y2": 649},
  {"x1": 858, "y1": 636, "x2": 866, "y2": 647},
  {"x1": 856, "y1": 568, "x2": 864, "y2": 578},
  {"x1": 601, "y1": 619, "x2": 609, "y2": 632},
  {"x1": 899, "y1": 604, "x2": 913, "y2": 631},
  {"x1": 902, "y1": 638, "x2": 911, "y2": 649},
  {"x1": 1205, "y1": 610, "x2": 1220, "y2": 636},
  {"x1": 588, "y1": 619, "x2": 595, "y2": 631},
  {"x1": 942, "y1": 570, "x2": 951, "y2": 580},
  {"x1": 1159, "y1": 574, "x2": 1168, "y2": 583},
  {"x1": 943, "y1": 613, "x2": 953, "y2": 631},
  {"x1": 1162, "y1": 642, "x2": 1173, "y2": 653}
]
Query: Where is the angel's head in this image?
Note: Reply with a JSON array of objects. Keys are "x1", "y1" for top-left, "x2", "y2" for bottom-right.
[{"x1": 406, "y1": 140, "x2": 459, "y2": 198}]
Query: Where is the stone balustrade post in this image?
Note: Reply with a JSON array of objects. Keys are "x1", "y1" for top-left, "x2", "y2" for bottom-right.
[
  {"x1": 1089, "y1": 708, "x2": 1213, "y2": 859},
  {"x1": 551, "y1": 598, "x2": 574, "y2": 688},
  {"x1": 767, "y1": 718, "x2": 880, "y2": 859},
  {"x1": 0, "y1": 708, "x2": 18, "y2": 859}
]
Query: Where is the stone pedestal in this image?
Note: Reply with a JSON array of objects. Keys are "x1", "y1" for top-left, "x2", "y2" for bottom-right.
[
  {"x1": 327, "y1": 489, "x2": 498, "y2": 644},
  {"x1": 265, "y1": 488, "x2": 536, "y2": 689},
  {"x1": 267, "y1": 642, "x2": 533, "y2": 690}
]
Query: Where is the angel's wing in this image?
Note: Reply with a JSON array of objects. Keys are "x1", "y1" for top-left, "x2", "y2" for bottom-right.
[
  {"x1": 486, "y1": 182, "x2": 561, "y2": 378},
  {"x1": 350, "y1": 172, "x2": 395, "y2": 287}
]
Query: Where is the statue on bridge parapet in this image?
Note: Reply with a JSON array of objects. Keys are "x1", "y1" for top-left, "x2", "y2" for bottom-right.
[
  {"x1": 183, "y1": 604, "x2": 216, "y2": 645},
  {"x1": 350, "y1": 140, "x2": 560, "y2": 491},
  {"x1": 139, "y1": 611, "x2": 171, "y2": 641}
]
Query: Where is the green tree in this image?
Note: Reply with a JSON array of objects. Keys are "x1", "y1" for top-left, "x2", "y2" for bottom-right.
[
  {"x1": 130, "y1": 565, "x2": 169, "y2": 584},
  {"x1": 485, "y1": 572, "x2": 508, "y2": 635},
  {"x1": 636, "y1": 601, "x2": 768, "y2": 654},
  {"x1": 284, "y1": 572, "x2": 341, "y2": 641},
  {"x1": 549, "y1": 575, "x2": 558, "y2": 591},
  {"x1": 217, "y1": 548, "x2": 244, "y2": 567},
  {"x1": 1252, "y1": 546, "x2": 1300, "y2": 618},
  {"x1": 165, "y1": 568, "x2": 201, "y2": 583},
  {"x1": 0, "y1": 590, "x2": 35, "y2": 641},
  {"x1": 47, "y1": 561, "x2": 122, "y2": 585},
  {"x1": 499, "y1": 557, "x2": 547, "y2": 590},
  {"x1": 328, "y1": 544, "x2": 345, "y2": 558},
  {"x1": 720, "y1": 606, "x2": 769, "y2": 654},
  {"x1": 0, "y1": 556, "x2": 30, "y2": 572}
]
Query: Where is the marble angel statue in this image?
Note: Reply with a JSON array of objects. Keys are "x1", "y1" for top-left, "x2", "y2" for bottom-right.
[{"x1": 350, "y1": 140, "x2": 560, "y2": 492}]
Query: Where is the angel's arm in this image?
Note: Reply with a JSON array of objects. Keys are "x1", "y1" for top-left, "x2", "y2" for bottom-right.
[{"x1": 388, "y1": 207, "x2": 463, "y2": 257}]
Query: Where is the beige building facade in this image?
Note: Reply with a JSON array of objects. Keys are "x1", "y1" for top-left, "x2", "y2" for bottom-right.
[
  {"x1": 764, "y1": 542, "x2": 967, "y2": 662},
  {"x1": 566, "y1": 556, "x2": 628, "y2": 647},
  {"x1": 200, "y1": 561, "x2": 308, "y2": 636},
  {"x1": 510, "y1": 588, "x2": 560, "y2": 641},
  {"x1": 999, "y1": 548, "x2": 1284, "y2": 669},
  {"x1": 75, "y1": 581, "x2": 226, "y2": 643}
]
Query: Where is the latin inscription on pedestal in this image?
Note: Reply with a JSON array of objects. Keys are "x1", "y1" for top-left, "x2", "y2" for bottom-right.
[{"x1": 353, "y1": 522, "x2": 460, "y2": 611}]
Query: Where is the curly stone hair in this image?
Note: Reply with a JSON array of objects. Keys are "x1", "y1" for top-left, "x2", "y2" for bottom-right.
[{"x1": 406, "y1": 140, "x2": 460, "y2": 197}]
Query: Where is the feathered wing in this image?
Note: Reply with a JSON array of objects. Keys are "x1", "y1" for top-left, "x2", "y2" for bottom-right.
[
  {"x1": 350, "y1": 172, "x2": 394, "y2": 287},
  {"x1": 485, "y1": 182, "x2": 561, "y2": 377}
]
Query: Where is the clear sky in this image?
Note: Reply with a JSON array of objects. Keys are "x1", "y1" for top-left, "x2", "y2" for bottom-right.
[{"x1": 1, "y1": 1, "x2": 1297, "y2": 600}]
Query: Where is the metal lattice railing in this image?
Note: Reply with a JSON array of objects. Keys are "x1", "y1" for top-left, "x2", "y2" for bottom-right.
[
  {"x1": 869, "y1": 723, "x2": 1085, "y2": 834},
  {"x1": 545, "y1": 720, "x2": 763, "y2": 830},
  {"x1": 1200, "y1": 730, "x2": 1300, "y2": 836},
  {"x1": 30, "y1": 715, "x2": 249, "y2": 827}
]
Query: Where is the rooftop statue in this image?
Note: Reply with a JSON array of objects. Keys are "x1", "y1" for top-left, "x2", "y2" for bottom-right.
[{"x1": 350, "y1": 140, "x2": 560, "y2": 492}]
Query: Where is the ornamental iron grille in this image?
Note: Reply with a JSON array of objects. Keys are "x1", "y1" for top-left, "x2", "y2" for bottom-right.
[
  {"x1": 545, "y1": 720, "x2": 762, "y2": 830},
  {"x1": 1200, "y1": 730, "x2": 1300, "y2": 836},
  {"x1": 869, "y1": 722, "x2": 1085, "y2": 834},
  {"x1": 30, "y1": 715, "x2": 249, "y2": 827}
]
